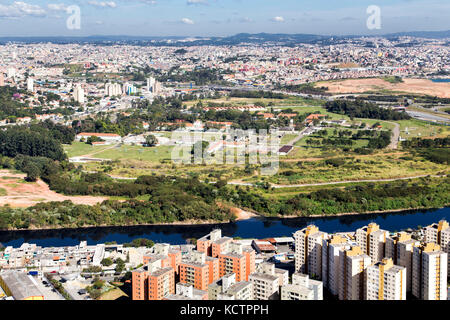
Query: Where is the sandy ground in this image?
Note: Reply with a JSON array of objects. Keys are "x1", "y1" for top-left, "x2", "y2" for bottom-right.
[
  {"x1": 230, "y1": 207, "x2": 258, "y2": 220},
  {"x1": 319, "y1": 78, "x2": 450, "y2": 98},
  {"x1": 0, "y1": 170, "x2": 107, "y2": 208}
]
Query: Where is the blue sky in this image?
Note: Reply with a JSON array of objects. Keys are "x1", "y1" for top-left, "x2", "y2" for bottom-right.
[{"x1": 0, "y1": 0, "x2": 449, "y2": 36}]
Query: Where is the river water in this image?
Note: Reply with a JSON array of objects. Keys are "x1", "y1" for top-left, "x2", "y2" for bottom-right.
[{"x1": 0, "y1": 207, "x2": 448, "y2": 248}]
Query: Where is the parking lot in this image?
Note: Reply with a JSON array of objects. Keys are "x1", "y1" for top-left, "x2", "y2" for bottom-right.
[
  {"x1": 60, "y1": 278, "x2": 91, "y2": 300},
  {"x1": 34, "y1": 277, "x2": 65, "y2": 300}
]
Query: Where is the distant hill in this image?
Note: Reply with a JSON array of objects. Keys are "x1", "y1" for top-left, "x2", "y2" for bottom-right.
[
  {"x1": 383, "y1": 30, "x2": 450, "y2": 39},
  {"x1": 0, "y1": 30, "x2": 448, "y2": 45}
]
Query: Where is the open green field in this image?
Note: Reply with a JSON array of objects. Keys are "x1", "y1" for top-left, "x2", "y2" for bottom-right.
[
  {"x1": 184, "y1": 96, "x2": 325, "y2": 108},
  {"x1": 241, "y1": 152, "x2": 449, "y2": 185},
  {"x1": 64, "y1": 142, "x2": 112, "y2": 158},
  {"x1": 280, "y1": 134, "x2": 298, "y2": 144},
  {"x1": 93, "y1": 145, "x2": 174, "y2": 162},
  {"x1": 398, "y1": 119, "x2": 450, "y2": 139}
]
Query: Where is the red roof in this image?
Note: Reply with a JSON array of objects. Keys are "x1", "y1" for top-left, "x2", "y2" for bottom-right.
[{"x1": 78, "y1": 132, "x2": 120, "y2": 137}]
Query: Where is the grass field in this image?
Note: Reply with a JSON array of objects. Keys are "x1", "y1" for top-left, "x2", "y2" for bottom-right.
[
  {"x1": 65, "y1": 142, "x2": 174, "y2": 162},
  {"x1": 93, "y1": 145, "x2": 174, "y2": 162},
  {"x1": 64, "y1": 142, "x2": 112, "y2": 158},
  {"x1": 398, "y1": 119, "x2": 450, "y2": 139},
  {"x1": 242, "y1": 152, "x2": 449, "y2": 185},
  {"x1": 280, "y1": 134, "x2": 298, "y2": 144},
  {"x1": 99, "y1": 288, "x2": 128, "y2": 300},
  {"x1": 184, "y1": 96, "x2": 325, "y2": 108}
]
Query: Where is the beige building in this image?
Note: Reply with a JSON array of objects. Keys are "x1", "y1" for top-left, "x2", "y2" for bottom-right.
[
  {"x1": 366, "y1": 258, "x2": 406, "y2": 300},
  {"x1": 322, "y1": 235, "x2": 352, "y2": 296},
  {"x1": 356, "y1": 223, "x2": 388, "y2": 263},
  {"x1": 412, "y1": 243, "x2": 448, "y2": 300},
  {"x1": 424, "y1": 220, "x2": 450, "y2": 273},
  {"x1": 385, "y1": 232, "x2": 419, "y2": 292},
  {"x1": 294, "y1": 225, "x2": 328, "y2": 279},
  {"x1": 338, "y1": 246, "x2": 371, "y2": 300}
]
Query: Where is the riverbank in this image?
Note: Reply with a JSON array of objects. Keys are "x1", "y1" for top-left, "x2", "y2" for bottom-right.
[
  {"x1": 0, "y1": 204, "x2": 447, "y2": 232},
  {"x1": 1, "y1": 207, "x2": 448, "y2": 247},
  {"x1": 274, "y1": 205, "x2": 448, "y2": 219}
]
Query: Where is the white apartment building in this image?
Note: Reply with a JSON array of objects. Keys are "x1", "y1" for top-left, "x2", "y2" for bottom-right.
[
  {"x1": 216, "y1": 281, "x2": 254, "y2": 300},
  {"x1": 73, "y1": 84, "x2": 85, "y2": 104},
  {"x1": 256, "y1": 262, "x2": 288, "y2": 287},
  {"x1": 356, "y1": 223, "x2": 388, "y2": 264},
  {"x1": 26, "y1": 78, "x2": 34, "y2": 92},
  {"x1": 424, "y1": 220, "x2": 450, "y2": 273},
  {"x1": 294, "y1": 225, "x2": 328, "y2": 279},
  {"x1": 412, "y1": 243, "x2": 448, "y2": 300},
  {"x1": 104, "y1": 82, "x2": 122, "y2": 96},
  {"x1": 338, "y1": 246, "x2": 372, "y2": 300},
  {"x1": 280, "y1": 273, "x2": 323, "y2": 300},
  {"x1": 385, "y1": 232, "x2": 419, "y2": 292},
  {"x1": 248, "y1": 272, "x2": 279, "y2": 300},
  {"x1": 322, "y1": 235, "x2": 352, "y2": 296},
  {"x1": 366, "y1": 258, "x2": 406, "y2": 300}
]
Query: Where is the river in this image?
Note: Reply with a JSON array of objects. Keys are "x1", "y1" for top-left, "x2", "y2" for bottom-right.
[{"x1": 0, "y1": 207, "x2": 448, "y2": 247}]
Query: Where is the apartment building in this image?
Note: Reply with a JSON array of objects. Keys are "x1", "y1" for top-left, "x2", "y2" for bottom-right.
[
  {"x1": 248, "y1": 272, "x2": 279, "y2": 300},
  {"x1": 212, "y1": 237, "x2": 233, "y2": 258},
  {"x1": 142, "y1": 244, "x2": 182, "y2": 283},
  {"x1": 148, "y1": 267, "x2": 175, "y2": 300},
  {"x1": 385, "y1": 232, "x2": 419, "y2": 292},
  {"x1": 294, "y1": 225, "x2": 328, "y2": 279},
  {"x1": 321, "y1": 235, "x2": 352, "y2": 296},
  {"x1": 217, "y1": 281, "x2": 254, "y2": 300},
  {"x1": 412, "y1": 243, "x2": 448, "y2": 300},
  {"x1": 257, "y1": 262, "x2": 289, "y2": 287},
  {"x1": 205, "y1": 256, "x2": 219, "y2": 285},
  {"x1": 366, "y1": 258, "x2": 406, "y2": 300},
  {"x1": 218, "y1": 242, "x2": 255, "y2": 282},
  {"x1": 132, "y1": 267, "x2": 149, "y2": 300},
  {"x1": 132, "y1": 257, "x2": 175, "y2": 300},
  {"x1": 424, "y1": 220, "x2": 450, "y2": 273},
  {"x1": 281, "y1": 273, "x2": 323, "y2": 300},
  {"x1": 338, "y1": 246, "x2": 372, "y2": 300},
  {"x1": 197, "y1": 229, "x2": 222, "y2": 256},
  {"x1": 179, "y1": 251, "x2": 210, "y2": 291},
  {"x1": 356, "y1": 223, "x2": 389, "y2": 264},
  {"x1": 165, "y1": 283, "x2": 208, "y2": 300},
  {"x1": 209, "y1": 273, "x2": 253, "y2": 300}
]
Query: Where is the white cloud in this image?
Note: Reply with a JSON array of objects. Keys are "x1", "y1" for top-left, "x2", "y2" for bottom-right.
[
  {"x1": 187, "y1": 0, "x2": 208, "y2": 5},
  {"x1": 181, "y1": 17, "x2": 194, "y2": 24},
  {"x1": 47, "y1": 3, "x2": 68, "y2": 12},
  {"x1": 239, "y1": 17, "x2": 253, "y2": 23},
  {"x1": 88, "y1": 1, "x2": 117, "y2": 8},
  {"x1": 0, "y1": 1, "x2": 46, "y2": 18},
  {"x1": 271, "y1": 16, "x2": 285, "y2": 22},
  {"x1": 138, "y1": 0, "x2": 157, "y2": 4}
]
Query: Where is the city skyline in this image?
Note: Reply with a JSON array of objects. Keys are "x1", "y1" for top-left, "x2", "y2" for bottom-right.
[{"x1": 0, "y1": 0, "x2": 449, "y2": 37}]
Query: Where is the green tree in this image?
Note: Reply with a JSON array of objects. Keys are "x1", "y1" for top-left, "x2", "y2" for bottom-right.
[
  {"x1": 23, "y1": 163, "x2": 40, "y2": 182},
  {"x1": 145, "y1": 134, "x2": 158, "y2": 147}
]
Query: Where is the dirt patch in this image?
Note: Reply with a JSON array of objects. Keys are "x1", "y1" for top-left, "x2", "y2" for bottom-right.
[
  {"x1": 0, "y1": 170, "x2": 107, "y2": 208},
  {"x1": 318, "y1": 78, "x2": 450, "y2": 98},
  {"x1": 230, "y1": 207, "x2": 258, "y2": 220}
]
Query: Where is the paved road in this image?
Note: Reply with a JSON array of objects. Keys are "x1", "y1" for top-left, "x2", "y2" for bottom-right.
[
  {"x1": 284, "y1": 128, "x2": 308, "y2": 146},
  {"x1": 37, "y1": 277, "x2": 65, "y2": 300}
]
